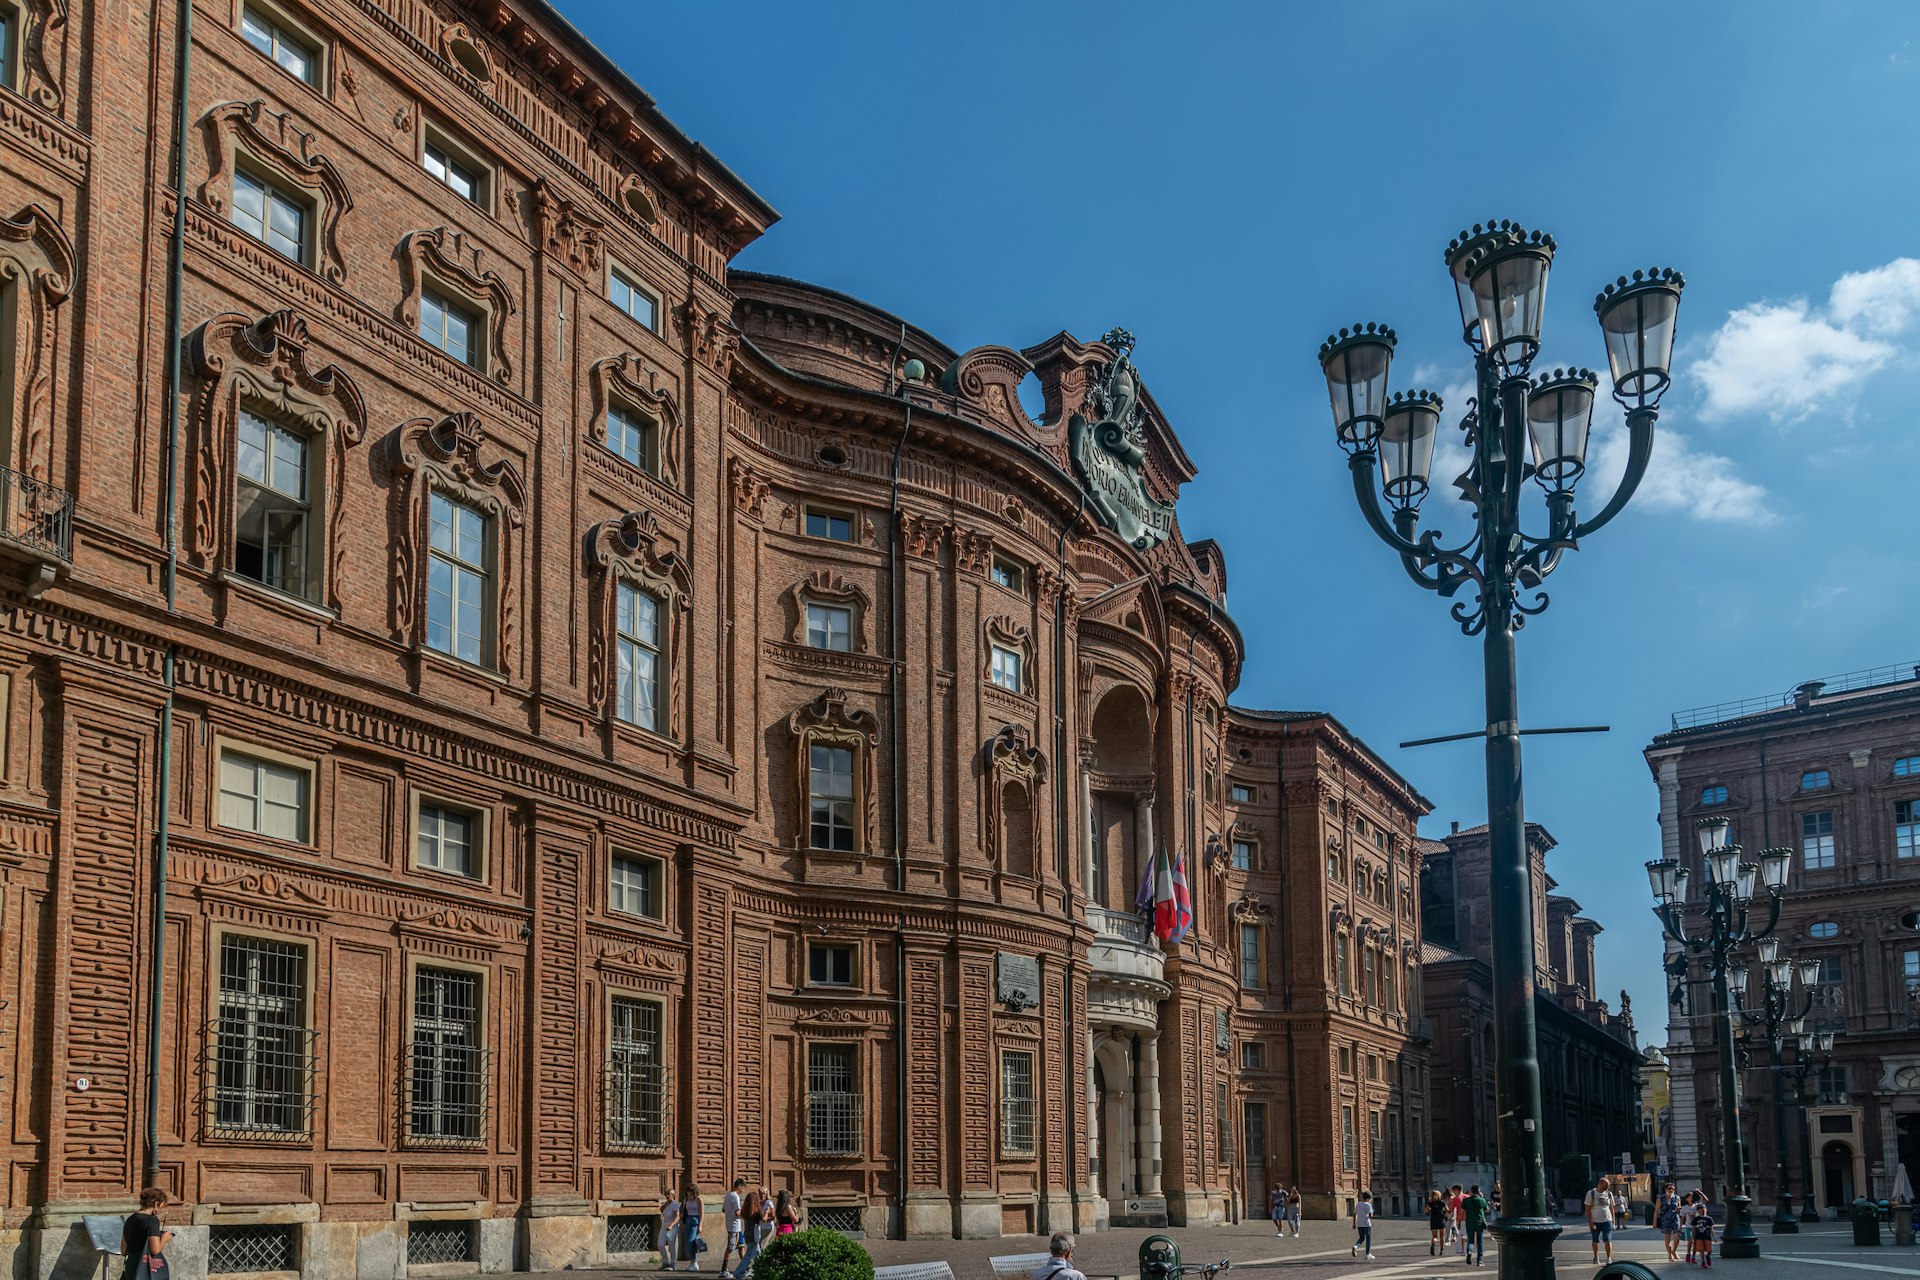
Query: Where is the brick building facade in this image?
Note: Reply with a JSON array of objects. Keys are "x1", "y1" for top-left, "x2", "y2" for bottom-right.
[
  {"x1": 0, "y1": 0, "x2": 1431, "y2": 1274},
  {"x1": 1647, "y1": 665, "x2": 1920, "y2": 1217}
]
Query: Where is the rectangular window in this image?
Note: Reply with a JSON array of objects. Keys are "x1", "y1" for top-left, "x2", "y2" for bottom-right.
[
  {"x1": 1231, "y1": 839, "x2": 1253, "y2": 871},
  {"x1": 1229, "y1": 784, "x2": 1254, "y2": 804},
  {"x1": 409, "y1": 967, "x2": 485, "y2": 1142},
  {"x1": 1384, "y1": 959, "x2": 1397, "y2": 1013},
  {"x1": 1335, "y1": 933, "x2": 1350, "y2": 997},
  {"x1": 805, "y1": 508, "x2": 853, "y2": 542},
  {"x1": 1897, "y1": 800, "x2": 1919, "y2": 860},
  {"x1": 427, "y1": 491, "x2": 488, "y2": 664},
  {"x1": 809, "y1": 744, "x2": 856, "y2": 851},
  {"x1": 240, "y1": 5, "x2": 317, "y2": 85},
  {"x1": 1363, "y1": 948, "x2": 1376, "y2": 1006},
  {"x1": 1390, "y1": 1112, "x2": 1404, "y2": 1173},
  {"x1": 609, "y1": 853, "x2": 662, "y2": 920},
  {"x1": 1241, "y1": 1041, "x2": 1264, "y2": 1071},
  {"x1": 1341, "y1": 1106, "x2": 1356, "y2": 1170},
  {"x1": 1896, "y1": 756, "x2": 1920, "y2": 778},
  {"x1": 1327, "y1": 852, "x2": 1340, "y2": 881},
  {"x1": 990, "y1": 643, "x2": 1023, "y2": 692},
  {"x1": 231, "y1": 168, "x2": 308, "y2": 263},
  {"x1": 609, "y1": 267, "x2": 658, "y2": 331},
  {"x1": 1818, "y1": 1064, "x2": 1847, "y2": 1105},
  {"x1": 235, "y1": 410, "x2": 313, "y2": 598},
  {"x1": 1218, "y1": 1081, "x2": 1230, "y2": 1164},
  {"x1": 416, "y1": 800, "x2": 478, "y2": 878},
  {"x1": 990, "y1": 557, "x2": 1025, "y2": 593},
  {"x1": 1000, "y1": 1050, "x2": 1035, "y2": 1155},
  {"x1": 0, "y1": 7, "x2": 14, "y2": 91},
  {"x1": 605, "y1": 403, "x2": 656, "y2": 472},
  {"x1": 1239, "y1": 922, "x2": 1261, "y2": 988},
  {"x1": 615, "y1": 582, "x2": 662, "y2": 731},
  {"x1": 1339, "y1": 1045, "x2": 1353, "y2": 1075},
  {"x1": 607, "y1": 996, "x2": 664, "y2": 1149},
  {"x1": 1816, "y1": 956, "x2": 1843, "y2": 985},
  {"x1": 807, "y1": 942, "x2": 855, "y2": 987},
  {"x1": 1700, "y1": 784, "x2": 1729, "y2": 806},
  {"x1": 1802, "y1": 810, "x2": 1836, "y2": 869},
  {"x1": 1370, "y1": 1110, "x2": 1383, "y2": 1170},
  {"x1": 423, "y1": 132, "x2": 486, "y2": 206},
  {"x1": 805, "y1": 603, "x2": 853, "y2": 652},
  {"x1": 218, "y1": 749, "x2": 309, "y2": 843},
  {"x1": 1904, "y1": 948, "x2": 1920, "y2": 990},
  {"x1": 806, "y1": 1043, "x2": 860, "y2": 1155},
  {"x1": 213, "y1": 934, "x2": 311, "y2": 1136},
  {"x1": 1801, "y1": 769, "x2": 1832, "y2": 791},
  {"x1": 419, "y1": 288, "x2": 479, "y2": 366}
]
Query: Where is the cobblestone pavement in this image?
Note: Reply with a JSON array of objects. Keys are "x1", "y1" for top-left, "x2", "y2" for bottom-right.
[{"x1": 579, "y1": 1216, "x2": 1920, "y2": 1280}]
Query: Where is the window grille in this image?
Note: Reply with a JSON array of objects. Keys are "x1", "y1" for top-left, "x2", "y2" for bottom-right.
[
  {"x1": 606, "y1": 997, "x2": 665, "y2": 1149},
  {"x1": 208, "y1": 1224, "x2": 296, "y2": 1274},
  {"x1": 605, "y1": 1216, "x2": 653, "y2": 1255},
  {"x1": 1341, "y1": 1106, "x2": 1356, "y2": 1170},
  {"x1": 808, "y1": 1206, "x2": 863, "y2": 1236},
  {"x1": 1001, "y1": 1051, "x2": 1035, "y2": 1155},
  {"x1": 806, "y1": 1043, "x2": 861, "y2": 1155},
  {"x1": 406, "y1": 1222, "x2": 476, "y2": 1266},
  {"x1": 408, "y1": 968, "x2": 487, "y2": 1145},
  {"x1": 212, "y1": 935, "x2": 315, "y2": 1139},
  {"x1": 615, "y1": 582, "x2": 662, "y2": 730}
]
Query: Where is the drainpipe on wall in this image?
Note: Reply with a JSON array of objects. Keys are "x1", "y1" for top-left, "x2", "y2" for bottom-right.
[
  {"x1": 145, "y1": 0, "x2": 194, "y2": 1187},
  {"x1": 886, "y1": 350, "x2": 911, "y2": 1238},
  {"x1": 1278, "y1": 719, "x2": 1301, "y2": 1188},
  {"x1": 1054, "y1": 490, "x2": 1084, "y2": 1217}
]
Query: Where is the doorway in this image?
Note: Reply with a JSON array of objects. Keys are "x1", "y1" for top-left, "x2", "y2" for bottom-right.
[
  {"x1": 1898, "y1": 1114, "x2": 1920, "y2": 1180},
  {"x1": 1823, "y1": 1141, "x2": 1855, "y2": 1209},
  {"x1": 1245, "y1": 1102, "x2": 1268, "y2": 1210}
]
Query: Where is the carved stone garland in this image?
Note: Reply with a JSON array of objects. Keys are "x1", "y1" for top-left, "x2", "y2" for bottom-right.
[
  {"x1": 788, "y1": 688, "x2": 879, "y2": 854},
  {"x1": 589, "y1": 353, "x2": 680, "y2": 485},
  {"x1": 530, "y1": 177, "x2": 606, "y2": 277},
  {"x1": 381, "y1": 412, "x2": 526, "y2": 674},
  {"x1": 0, "y1": 203, "x2": 74, "y2": 481},
  {"x1": 395, "y1": 227, "x2": 516, "y2": 383},
  {"x1": 983, "y1": 723, "x2": 1047, "y2": 868},
  {"x1": 184, "y1": 310, "x2": 367, "y2": 611},
  {"x1": 585, "y1": 509, "x2": 692, "y2": 737},
  {"x1": 786, "y1": 569, "x2": 872, "y2": 652},
  {"x1": 196, "y1": 101, "x2": 353, "y2": 284},
  {"x1": 984, "y1": 615, "x2": 1034, "y2": 696}
]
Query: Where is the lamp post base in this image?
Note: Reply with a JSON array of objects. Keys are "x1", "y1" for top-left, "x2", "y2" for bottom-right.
[
  {"x1": 1772, "y1": 1192, "x2": 1799, "y2": 1234},
  {"x1": 1491, "y1": 1216, "x2": 1560, "y2": 1280},
  {"x1": 1721, "y1": 1194, "x2": 1761, "y2": 1258}
]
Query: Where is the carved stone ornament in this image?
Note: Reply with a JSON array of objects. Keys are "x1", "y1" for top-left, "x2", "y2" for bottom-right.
[
  {"x1": 674, "y1": 298, "x2": 739, "y2": 374},
  {"x1": 589, "y1": 353, "x2": 680, "y2": 485},
  {"x1": 729, "y1": 456, "x2": 770, "y2": 520},
  {"x1": 985, "y1": 723, "x2": 1047, "y2": 786},
  {"x1": 184, "y1": 310, "x2": 368, "y2": 609},
  {"x1": 585, "y1": 509, "x2": 692, "y2": 735},
  {"x1": 897, "y1": 510, "x2": 943, "y2": 561},
  {"x1": 984, "y1": 616, "x2": 1033, "y2": 696},
  {"x1": 984, "y1": 723, "x2": 1046, "y2": 871},
  {"x1": 395, "y1": 227, "x2": 516, "y2": 383},
  {"x1": 940, "y1": 345, "x2": 1044, "y2": 434},
  {"x1": 615, "y1": 172, "x2": 659, "y2": 226},
  {"x1": 787, "y1": 570, "x2": 872, "y2": 652},
  {"x1": 1230, "y1": 893, "x2": 1270, "y2": 922},
  {"x1": 381, "y1": 412, "x2": 526, "y2": 673},
  {"x1": 1068, "y1": 328, "x2": 1175, "y2": 550},
  {"x1": 530, "y1": 177, "x2": 606, "y2": 276},
  {"x1": 197, "y1": 101, "x2": 353, "y2": 284},
  {"x1": 0, "y1": 204, "x2": 75, "y2": 481},
  {"x1": 439, "y1": 21, "x2": 495, "y2": 82},
  {"x1": 13, "y1": 0, "x2": 66, "y2": 113},
  {"x1": 953, "y1": 527, "x2": 994, "y2": 576},
  {"x1": 788, "y1": 688, "x2": 880, "y2": 854}
]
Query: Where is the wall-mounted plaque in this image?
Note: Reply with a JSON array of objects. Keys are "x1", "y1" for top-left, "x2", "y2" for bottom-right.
[{"x1": 997, "y1": 952, "x2": 1040, "y2": 1011}]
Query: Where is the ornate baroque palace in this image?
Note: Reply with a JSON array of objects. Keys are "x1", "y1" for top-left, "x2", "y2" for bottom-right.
[{"x1": 0, "y1": 0, "x2": 1433, "y2": 1273}]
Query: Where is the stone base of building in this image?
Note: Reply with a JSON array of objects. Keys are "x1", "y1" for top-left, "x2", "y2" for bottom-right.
[
  {"x1": 1166, "y1": 1190, "x2": 1227, "y2": 1227},
  {"x1": 1109, "y1": 1195, "x2": 1168, "y2": 1228}
]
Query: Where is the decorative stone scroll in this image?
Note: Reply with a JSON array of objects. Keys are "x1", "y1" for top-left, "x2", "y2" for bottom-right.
[
  {"x1": 15, "y1": 0, "x2": 66, "y2": 113},
  {"x1": 787, "y1": 569, "x2": 872, "y2": 652},
  {"x1": 675, "y1": 299, "x2": 738, "y2": 375},
  {"x1": 0, "y1": 203, "x2": 74, "y2": 481},
  {"x1": 530, "y1": 177, "x2": 605, "y2": 276},
  {"x1": 197, "y1": 100, "x2": 353, "y2": 283},
  {"x1": 589, "y1": 353, "x2": 680, "y2": 484},
  {"x1": 584, "y1": 509, "x2": 691, "y2": 735},
  {"x1": 788, "y1": 688, "x2": 879, "y2": 854},
  {"x1": 185, "y1": 310, "x2": 367, "y2": 610},
  {"x1": 1068, "y1": 328, "x2": 1175, "y2": 550},
  {"x1": 395, "y1": 227, "x2": 516, "y2": 383}
]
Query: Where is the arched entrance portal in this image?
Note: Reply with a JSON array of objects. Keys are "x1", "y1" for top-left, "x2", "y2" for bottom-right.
[
  {"x1": 1823, "y1": 1140, "x2": 1856, "y2": 1210},
  {"x1": 1086, "y1": 685, "x2": 1153, "y2": 908}
]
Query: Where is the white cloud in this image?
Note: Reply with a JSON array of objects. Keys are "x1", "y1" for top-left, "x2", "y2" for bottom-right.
[
  {"x1": 1694, "y1": 257, "x2": 1920, "y2": 423},
  {"x1": 1585, "y1": 398, "x2": 1773, "y2": 525}
]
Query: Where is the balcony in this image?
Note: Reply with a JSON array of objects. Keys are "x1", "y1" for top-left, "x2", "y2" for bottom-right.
[
  {"x1": 1086, "y1": 905, "x2": 1168, "y2": 1031},
  {"x1": 0, "y1": 465, "x2": 71, "y2": 593}
]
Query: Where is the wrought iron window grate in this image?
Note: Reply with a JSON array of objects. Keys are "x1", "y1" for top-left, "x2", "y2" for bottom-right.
[
  {"x1": 406, "y1": 1222, "x2": 476, "y2": 1266},
  {"x1": 1000, "y1": 1051, "x2": 1036, "y2": 1155},
  {"x1": 806, "y1": 1043, "x2": 860, "y2": 1155},
  {"x1": 211, "y1": 935, "x2": 316, "y2": 1139},
  {"x1": 606, "y1": 997, "x2": 666, "y2": 1149},
  {"x1": 809, "y1": 1206, "x2": 863, "y2": 1236},
  {"x1": 605, "y1": 1216, "x2": 654, "y2": 1255},
  {"x1": 209, "y1": 1224, "x2": 296, "y2": 1274},
  {"x1": 407, "y1": 968, "x2": 489, "y2": 1145}
]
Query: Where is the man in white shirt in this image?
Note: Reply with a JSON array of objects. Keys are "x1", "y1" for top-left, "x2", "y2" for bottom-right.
[
  {"x1": 1033, "y1": 1232, "x2": 1088, "y2": 1280},
  {"x1": 1585, "y1": 1175, "x2": 1616, "y2": 1265},
  {"x1": 719, "y1": 1180, "x2": 746, "y2": 1275}
]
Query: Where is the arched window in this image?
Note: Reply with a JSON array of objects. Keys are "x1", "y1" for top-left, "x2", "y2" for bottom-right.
[{"x1": 1000, "y1": 781, "x2": 1034, "y2": 878}]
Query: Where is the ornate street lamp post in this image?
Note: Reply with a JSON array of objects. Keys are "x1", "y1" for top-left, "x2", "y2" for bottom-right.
[
  {"x1": 1318, "y1": 223, "x2": 1684, "y2": 1280},
  {"x1": 1647, "y1": 819, "x2": 1792, "y2": 1257},
  {"x1": 1782, "y1": 1030, "x2": 1838, "y2": 1220},
  {"x1": 1735, "y1": 942, "x2": 1827, "y2": 1231}
]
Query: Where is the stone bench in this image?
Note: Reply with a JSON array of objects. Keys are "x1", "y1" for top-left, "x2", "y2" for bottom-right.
[{"x1": 873, "y1": 1263, "x2": 958, "y2": 1280}]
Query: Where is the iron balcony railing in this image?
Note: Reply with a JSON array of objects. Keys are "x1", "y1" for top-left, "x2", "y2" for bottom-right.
[{"x1": 0, "y1": 464, "x2": 72, "y2": 562}]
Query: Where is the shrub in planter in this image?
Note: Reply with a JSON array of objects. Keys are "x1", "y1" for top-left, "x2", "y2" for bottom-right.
[{"x1": 751, "y1": 1227, "x2": 876, "y2": 1280}]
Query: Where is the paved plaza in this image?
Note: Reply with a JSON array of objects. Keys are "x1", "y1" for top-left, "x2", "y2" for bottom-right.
[{"x1": 576, "y1": 1217, "x2": 1920, "y2": 1280}]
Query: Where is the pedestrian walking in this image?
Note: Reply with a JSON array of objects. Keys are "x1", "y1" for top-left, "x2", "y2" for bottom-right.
[
  {"x1": 1350, "y1": 1189, "x2": 1376, "y2": 1260},
  {"x1": 719, "y1": 1180, "x2": 746, "y2": 1275},
  {"x1": 1688, "y1": 1201, "x2": 1716, "y2": 1267},
  {"x1": 1032, "y1": 1232, "x2": 1089, "y2": 1280},
  {"x1": 1270, "y1": 1185, "x2": 1287, "y2": 1236},
  {"x1": 1286, "y1": 1188, "x2": 1303, "y2": 1237},
  {"x1": 121, "y1": 1188, "x2": 173, "y2": 1280},
  {"x1": 659, "y1": 1188, "x2": 682, "y2": 1271},
  {"x1": 680, "y1": 1185, "x2": 705, "y2": 1270},
  {"x1": 1449, "y1": 1184, "x2": 1466, "y2": 1254},
  {"x1": 1658, "y1": 1183, "x2": 1682, "y2": 1261},
  {"x1": 1427, "y1": 1189, "x2": 1448, "y2": 1255},
  {"x1": 774, "y1": 1190, "x2": 799, "y2": 1236},
  {"x1": 1462, "y1": 1184, "x2": 1490, "y2": 1267},
  {"x1": 1585, "y1": 1175, "x2": 1616, "y2": 1265}
]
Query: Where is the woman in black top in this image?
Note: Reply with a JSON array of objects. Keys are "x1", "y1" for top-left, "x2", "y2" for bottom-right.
[
  {"x1": 1427, "y1": 1191, "x2": 1449, "y2": 1255},
  {"x1": 122, "y1": 1188, "x2": 172, "y2": 1280}
]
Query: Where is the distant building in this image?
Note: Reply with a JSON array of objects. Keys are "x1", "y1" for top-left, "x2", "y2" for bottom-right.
[
  {"x1": 1420, "y1": 822, "x2": 1643, "y2": 1197},
  {"x1": 1641, "y1": 1046, "x2": 1673, "y2": 1178},
  {"x1": 1647, "y1": 663, "x2": 1920, "y2": 1217}
]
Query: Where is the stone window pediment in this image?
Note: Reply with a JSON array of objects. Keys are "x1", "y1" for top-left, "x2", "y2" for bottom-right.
[
  {"x1": 197, "y1": 100, "x2": 351, "y2": 283},
  {"x1": 790, "y1": 687, "x2": 879, "y2": 855},
  {"x1": 395, "y1": 226, "x2": 515, "y2": 383},
  {"x1": 586, "y1": 509, "x2": 691, "y2": 738},
  {"x1": 589, "y1": 352, "x2": 679, "y2": 484},
  {"x1": 787, "y1": 570, "x2": 871, "y2": 653},
  {"x1": 984, "y1": 615, "x2": 1033, "y2": 696}
]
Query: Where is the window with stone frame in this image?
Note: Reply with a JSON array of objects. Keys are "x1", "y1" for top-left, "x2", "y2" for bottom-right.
[
  {"x1": 614, "y1": 580, "x2": 663, "y2": 731},
  {"x1": 199, "y1": 102, "x2": 352, "y2": 284},
  {"x1": 807, "y1": 941, "x2": 856, "y2": 988},
  {"x1": 790, "y1": 689, "x2": 877, "y2": 856},
  {"x1": 408, "y1": 966, "x2": 486, "y2": 1144},
  {"x1": 230, "y1": 166, "x2": 312, "y2": 266},
  {"x1": 806, "y1": 1042, "x2": 861, "y2": 1156},
  {"x1": 608, "y1": 263, "x2": 659, "y2": 332},
  {"x1": 1362, "y1": 946, "x2": 1376, "y2": 1006},
  {"x1": 1239, "y1": 921, "x2": 1263, "y2": 988},
  {"x1": 396, "y1": 227, "x2": 515, "y2": 382},
  {"x1": 586, "y1": 512, "x2": 689, "y2": 739},
  {"x1": 234, "y1": 409, "x2": 317, "y2": 599},
  {"x1": 1232, "y1": 838, "x2": 1254, "y2": 871},
  {"x1": 608, "y1": 852, "x2": 662, "y2": 920},
  {"x1": 1000, "y1": 1050, "x2": 1036, "y2": 1156},
  {"x1": 604, "y1": 400, "x2": 658, "y2": 474},
  {"x1": 426, "y1": 490, "x2": 490, "y2": 665},
  {"x1": 806, "y1": 602, "x2": 853, "y2": 652},
  {"x1": 240, "y1": 4, "x2": 322, "y2": 86},
  {"x1": 990, "y1": 556, "x2": 1025, "y2": 594},
  {"x1": 217, "y1": 746, "x2": 311, "y2": 844},
  {"x1": 1335, "y1": 931, "x2": 1351, "y2": 998},
  {"x1": 985, "y1": 616, "x2": 1031, "y2": 695},
  {"x1": 606, "y1": 995, "x2": 665, "y2": 1149},
  {"x1": 809, "y1": 745, "x2": 856, "y2": 852},
  {"x1": 1817, "y1": 1063, "x2": 1847, "y2": 1105},
  {"x1": 1341, "y1": 1105, "x2": 1356, "y2": 1170},
  {"x1": 415, "y1": 798, "x2": 481, "y2": 879},
  {"x1": 422, "y1": 125, "x2": 490, "y2": 209},
  {"x1": 1897, "y1": 799, "x2": 1919, "y2": 859},
  {"x1": 1802, "y1": 810, "x2": 1836, "y2": 869},
  {"x1": 211, "y1": 933, "x2": 314, "y2": 1138},
  {"x1": 1895, "y1": 756, "x2": 1920, "y2": 779},
  {"x1": 1241, "y1": 1041, "x2": 1264, "y2": 1071},
  {"x1": 1370, "y1": 1110, "x2": 1383, "y2": 1170},
  {"x1": 419, "y1": 287, "x2": 480, "y2": 367}
]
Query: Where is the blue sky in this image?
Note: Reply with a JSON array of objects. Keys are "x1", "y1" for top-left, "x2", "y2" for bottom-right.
[{"x1": 565, "y1": 1, "x2": 1920, "y2": 1036}]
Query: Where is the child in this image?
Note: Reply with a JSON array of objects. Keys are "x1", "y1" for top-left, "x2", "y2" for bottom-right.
[
  {"x1": 1689, "y1": 1203, "x2": 1715, "y2": 1267},
  {"x1": 1351, "y1": 1190, "x2": 1376, "y2": 1260}
]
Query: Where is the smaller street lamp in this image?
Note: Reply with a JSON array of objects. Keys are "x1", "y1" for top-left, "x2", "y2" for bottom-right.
[{"x1": 1738, "y1": 943, "x2": 1824, "y2": 1233}]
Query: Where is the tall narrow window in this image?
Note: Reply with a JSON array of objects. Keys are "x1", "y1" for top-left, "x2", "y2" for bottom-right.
[
  {"x1": 1232, "y1": 839, "x2": 1253, "y2": 871},
  {"x1": 1817, "y1": 1063, "x2": 1847, "y2": 1105},
  {"x1": 609, "y1": 267, "x2": 658, "y2": 331},
  {"x1": 1390, "y1": 1113, "x2": 1405, "y2": 1172},
  {"x1": 416, "y1": 801, "x2": 478, "y2": 878},
  {"x1": 806, "y1": 1043, "x2": 860, "y2": 1155},
  {"x1": 614, "y1": 582, "x2": 661, "y2": 730},
  {"x1": 218, "y1": 750, "x2": 309, "y2": 843},
  {"x1": 427, "y1": 492, "x2": 488, "y2": 664},
  {"x1": 235, "y1": 411, "x2": 313, "y2": 597},
  {"x1": 213, "y1": 935, "x2": 311, "y2": 1136},
  {"x1": 809, "y1": 745, "x2": 856, "y2": 851},
  {"x1": 419, "y1": 289, "x2": 478, "y2": 366},
  {"x1": 231, "y1": 169, "x2": 309, "y2": 264},
  {"x1": 240, "y1": 6, "x2": 318, "y2": 85},
  {"x1": 805, "y1": 603, "x2": 852, "y2": 652},
  {"x1": 409, "y1": 967, "x2": 484, "y2": 1142},
  {"x1": 1363, "y1": 948, "x2": 1376, "y2": 1006},
  {"x1": 1897, "y1": 800, "x2": 1919, "y2": 860},
  {"x1": 1217, "y1": 1082, "x2": 1230, "y2": 1164},
  {"x1": 1239, "y1": 922, "x2": 1262, "y2": 988},
  {"x1": 0, "y1": 7, "x2": 14, "y2": 91},
  {"x1": 1335, "y1": 933, "x2": 1350, "y2": 998},
  {"x1": 990, "y1": 643, "x2": 1023, "y2": 692},
  {"x1": 605, "y1": 403, "x2": 656, "y2": 473},
  {"x1": 1802, "y1": 810, "x2": 1836, "y2": 870},
  {"x1": 1341, "y1": 1106, "x2": 1356, "y2": 1170},
  {"x1": 1000, "y1": 1050, "x2": 1035, "y2": 1155},
  {"x1": 1384, "y1": 960, "x2": 1397, "y2": 1014},
  {"x1": 607, "y1": 996, "x2": 664, "y2": 1149},
  {"x1": 1370, "y1": 1110, "x2": 1383, "y2": 1170}
]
